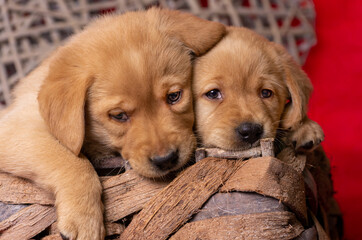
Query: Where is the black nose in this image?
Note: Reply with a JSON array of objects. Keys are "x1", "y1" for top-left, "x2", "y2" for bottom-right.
[
  {"x1": 150, "y1": 150, "x2": 179, "y2": 170},
  {"x1": 236, "y1": 122, "x2": 263, "y2": 144}
]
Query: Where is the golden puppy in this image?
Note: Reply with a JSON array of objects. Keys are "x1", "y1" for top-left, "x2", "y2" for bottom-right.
[
  {"x1": 0, "y1": 8, "x2": 225, "y2": 240},
  {"x1": 193, "y1": 26, "x2": 324, "y2": 152}
]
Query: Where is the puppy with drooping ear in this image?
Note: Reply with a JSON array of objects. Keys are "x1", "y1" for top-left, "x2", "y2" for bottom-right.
[
  {"x1": 193, "y1": 26, "x2": 324, "y2": 152},
  {"x1": 0, "y1": 8, "x2": 225, "y2": 240}
]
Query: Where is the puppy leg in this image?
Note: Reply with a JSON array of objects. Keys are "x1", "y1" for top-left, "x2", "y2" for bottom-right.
[
  {"x1": 289, "y1": 118, "x2": 325, "y2": 153},
  {"x1": 0, "y1": 116, "x2": 105, "y2": 240}
]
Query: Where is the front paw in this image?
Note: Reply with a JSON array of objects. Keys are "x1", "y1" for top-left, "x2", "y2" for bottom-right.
[
  {"x1": 56, "y1": 186, "x2": 105, "y2": 239},
  {"x1": 290, "y1": 119, "x2": 325, "y2": 153}
]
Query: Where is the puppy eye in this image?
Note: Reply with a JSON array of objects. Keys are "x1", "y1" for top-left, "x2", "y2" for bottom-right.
[
  {"x1": 260, "y1": 89, "x2": 273, "y2": 98},
  {"x1": 205, "y1": 89, "x2": 222, "y2": 100},
  {"x1": 167, "y1": 90, "x2": 182, "y2": 105},
  {"x1": 110, "y1": 112, "x2": 129, "y2": 122}
]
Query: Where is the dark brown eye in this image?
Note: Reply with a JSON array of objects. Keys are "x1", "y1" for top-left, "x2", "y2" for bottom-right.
[
  {"x1": 260, "y1": 89, "x2": 273, "y2": 98},
  {"x1": 111, "y1": 112, "x2": 129, "y2": 122},
  {"x1": 167, "y1": 90, "x2": 182, "y2": 105},
  {"x1": 205, "y1": 89, "x2": 222, "y2": 100}
]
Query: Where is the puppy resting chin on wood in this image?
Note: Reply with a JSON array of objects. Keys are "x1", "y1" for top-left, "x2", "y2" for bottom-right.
[
  {"x1": 0, "y1": 8, "x2": 225, "y2": 240},
  {"x1": 193, "y1": 26, "x2": 324, "y2": 153}
]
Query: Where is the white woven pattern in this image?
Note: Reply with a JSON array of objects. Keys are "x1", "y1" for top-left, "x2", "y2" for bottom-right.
[{"x1": 0, "y1": 0, "x2": 316, "y2": 107}]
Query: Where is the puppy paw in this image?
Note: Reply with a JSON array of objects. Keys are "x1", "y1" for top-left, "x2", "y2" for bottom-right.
[
  {"x1": 57, "y1": 201, "x2": 105, "y2": 240},
  {"x1": 290, "y1": 119, "x2": 324, "y2": 153},
  {"x1": 56, "y1": 182, "x2": 105, "y2": 240}
]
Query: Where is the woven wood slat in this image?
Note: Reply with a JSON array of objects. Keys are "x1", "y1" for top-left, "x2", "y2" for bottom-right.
[{"x1": 0, "y1": 0, "x2": 316, "y2": 108}]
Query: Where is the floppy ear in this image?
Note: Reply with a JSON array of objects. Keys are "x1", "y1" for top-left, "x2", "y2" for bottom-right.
[
  {"x1": 38, "y1": 46, "x2": 92, "y2": 155},
  {"x1": 274, "y1": 44, "x2": 313, "y2": 130},
  {"x1": 152, "y1": 8, "x2": 226, "y2": 56}
]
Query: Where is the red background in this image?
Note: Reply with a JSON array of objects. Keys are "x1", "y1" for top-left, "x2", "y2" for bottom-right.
[{"x1": 303, "y1": 0, "x2": 362, "y2": 238}]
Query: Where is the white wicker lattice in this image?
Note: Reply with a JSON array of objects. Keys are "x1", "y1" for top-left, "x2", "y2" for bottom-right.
[{"x1": 0, "y1": 0, "x2": 316, "y2": 108}]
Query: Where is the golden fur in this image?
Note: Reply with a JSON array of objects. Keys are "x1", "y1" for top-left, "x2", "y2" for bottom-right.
[
  {"x1": 0, "y1": 8, "x2": 225, "y2": 240},
  {"x1": 193, "y1": 26, "x2": 324, "y2": 152}
]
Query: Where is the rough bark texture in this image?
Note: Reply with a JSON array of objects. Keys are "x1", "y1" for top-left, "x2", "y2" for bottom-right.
[
  {"x1": 0, "y1": 170, "x2": 168, "y2": 222},
  {"x1": 0, "y1": 202, "x2": 27, "y2": 222},
  {"x1": 277, "y1": 147, "x2": 307, "y2": 173},
  {"x1": 0, "y1": 204, "x2": 56, "y2": 240},
  {"x1": 0, "y1": 173, "x2": 55, "y2": 205},
  {"x1": 195, "y1": 147, "x2": 261, "y2": 161},
  {"x1": 221, "y1": 157, "x2": 308, "y2": 225},
  {"x1": 260, "y1": 138, "x2": 275, "y2": 157},
  {"x1": 195, "y1": 138, "x2": 274, "y2": 161},
  {"x1": 171, "y1": 212, "x2": 304, "y2": 240},
  {"x1": 190, "y1": 192, "x2": 288, "y2": 222},
  {"x1": 0, "y1": 169, "x2": 167, "y2": 239},
  {"x1": 102, "y1": 170, "x2": 168, "y2": 222},
  {"x1": 119, "y1": 157, "x2": 245, "y2": 240}
]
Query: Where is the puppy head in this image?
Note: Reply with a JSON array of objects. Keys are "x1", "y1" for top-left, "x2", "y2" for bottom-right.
[
  {"x1": 38, "y1": 8, "x2": 225, "y2": 177},
  {"x1": 193, "y1": 27, "x2": 312, "y2": 150}
]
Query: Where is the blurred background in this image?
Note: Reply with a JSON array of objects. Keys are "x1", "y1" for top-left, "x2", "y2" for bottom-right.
[
  {"x1": 304, "y1": 0, "x2": 362, "y2": 239},
  {"x1": 0, "y1": 0, "x2": 361, "y2": 239}
]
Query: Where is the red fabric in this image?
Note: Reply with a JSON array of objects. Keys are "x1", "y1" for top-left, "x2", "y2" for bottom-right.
[{"x1": 303, "y1": 0, "x2": 362, "y2": 238}]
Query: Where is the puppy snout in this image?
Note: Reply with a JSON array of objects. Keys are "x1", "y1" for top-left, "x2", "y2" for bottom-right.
[
  {"x1": 150, "y1": 150, "x2": 179, "y2": 171},
  {"x1": 236, "y1": 122, "x2": 263, "y2": 144}
]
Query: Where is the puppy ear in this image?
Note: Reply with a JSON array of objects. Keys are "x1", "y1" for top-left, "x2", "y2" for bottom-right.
[
  {"x1": 274, "y1": 44, "x2": 313, "y2": 130},
  {"x1": 152, "y1": 8, "x2": 226, "y2": 56},
  {"x1": 38, "y1": 46, "x2": 92, "y2": 155}
]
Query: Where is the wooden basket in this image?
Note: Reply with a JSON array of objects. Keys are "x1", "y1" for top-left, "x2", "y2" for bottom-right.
[
  {"x1": 0, "y1": 139, "x2": 342, "y2": 239},
  {"x1": 0, "y1": 0, "x2": 316, "y2": 108}
]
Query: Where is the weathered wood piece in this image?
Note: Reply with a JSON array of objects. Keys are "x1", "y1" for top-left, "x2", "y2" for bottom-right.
[
  {"x1": 277, "y1": 147, "x2": 307, "y2": 173},
  {"x1": 195, "y1": 138, "x2": 274, "y2": 162},
  {"x1": 0, "y1": 169, "x2": 167, "y2": 223},
  {"x1": 195, "y1": 147, "x2": 261, "y2": 161},
  {"x1": 0, "y1": 204, "x2": 56, "y2": 240},
  {"x1": 0, "y1": 202, "x2": 27, "y2": 222},
  {"x1": 260, "y1": 138, "x2": 275, "y2": 157},
  {"x1": 0, "y1": 169, "x2": 166, "y2": 238},
  {"x1": 119, "y1": 157, "x2": 245, "y2": 240},
  {"x1": 0, "y1": 173, "x2": 55, "y2": 205},
  {"x1": 103, "y1": 170, "x2": 169, "y2": 222},
  {"x1": 221, "y1": 157, "x2": 308, "y2": 225},
  {"x1": 0, "y1": 145, "x2": 336, "y2": 239},
  {"x1": 190, "y1": 192, "x2": 288, "y2": 222},
  {"x1": 170, "y1": 212, "x2": 304, "y2": 240}
]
